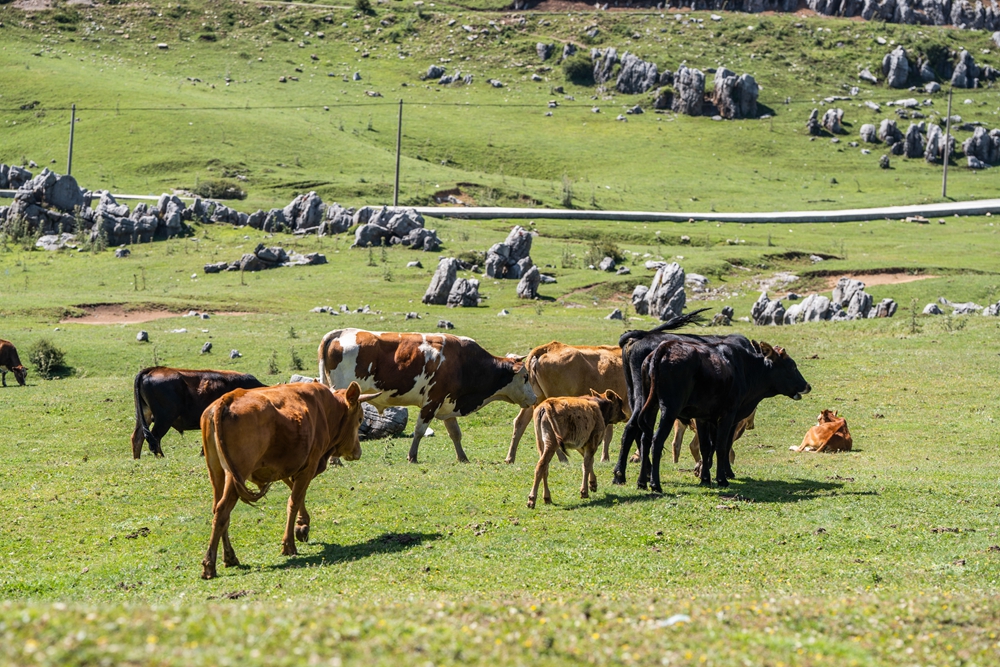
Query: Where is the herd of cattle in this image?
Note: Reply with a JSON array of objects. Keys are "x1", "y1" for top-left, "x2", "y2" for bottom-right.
[{"x1": 4, "y1": 312, "x2": 817, "y2": 579}]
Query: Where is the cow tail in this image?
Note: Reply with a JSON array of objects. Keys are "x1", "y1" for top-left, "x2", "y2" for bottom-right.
[
  {"x1": 535, "y1": 405, "x2": 564, "y2": 456},
  {"x1": 133, "y1": 369, "x2": 159, "y2": 456},
  {"x1": 638, "y1": 345, "x2": 666, "y2": 421},
  {"x1": 213, "y1": 395, "x2": 271, "y2": 505},
  {"x1": 318, "y1": 335, "x2": 333, "y2": 386}
]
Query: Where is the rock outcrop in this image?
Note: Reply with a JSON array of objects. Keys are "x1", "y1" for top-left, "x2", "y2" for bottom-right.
[
  {"x1": 713, "y1": 68, "x2": 759, "y2": 119},
  {"x1": 962, "y1": 127, "x2": 1000, "y2": 166},
  {"x1": 203, "y1": 243, "x2": 326, "y2": 273},
  {"x1": 351, "y1": 207, "x2": 441, "y2": 251},
  {"x1": 672, "y1": 66, "x2": 705, "y2": 116},
  {"x1": 882, "y1": 47, "x2": 911, "y2": 89},
  {"x1": 516, "y1": 265, "x2": 541, "y2": 299},
  {"x1": 359, "y1": 404, "x2": 408, "y2": 440},
  {"x1": 642, "y1": 262, "x2": 686, "y2": 321},
  {"x1": 616, "y1": 52, "x2": 659, "y2": 95},
  {"x1": 485, "y1": 226, "x2": 534, "y2": 279},
  {"x1": 422, "y1": 257, "x2": 481, "y2": 307}
]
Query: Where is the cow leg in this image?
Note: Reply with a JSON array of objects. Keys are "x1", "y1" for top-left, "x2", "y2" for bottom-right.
[
  {"x1": 528, "y1": 442, "x2": 559, "y2": 509},
  {"x1": 695, "y1": 419, "x2": 715, "y2": 486},
  {"x1": 505, "y1": 406, "x2": 535, "y2": 464},
  {"x1": 581, "y1": 448, "x2": 595, "y2": 499},
  {"x1": 716, "y1": 416, "x2": 739, "y2": 483},
  {"x1": 688, "y1": 423, "x2": 703, "y2": 479},
  {"x1": 1, "y1": 370, "x2": 6, "y2": 387},
  {"x1": 613, "y1": 409, "x2": 645, "y2": 485},
  {"x1": 282, "y1": 476, "x2": 312, "y2": 556},
  {"x1": 407, "y1": 405, "x2": 438, "y2": 464},
  {"x1": 672, "y1": 420, "x2": 689, "y2": 464},
  {"x1": 147, "y1": 417, "x2": 174, "y2": 458},
  {"x1": 202, "y1": 478, "x2": 239, "y2": 579},
  {"x1": 296, "y1": 503, "x2": 311, "y2": 543},
  {"x1": 648, "y1": 412, "x2": 678, "y2": 495},
  {"x1": 601, "y1": 424, "x2": 613, "y2": 463},
  {"x1": 443, "y1": 417, "x2": 469, "y2": 463}
]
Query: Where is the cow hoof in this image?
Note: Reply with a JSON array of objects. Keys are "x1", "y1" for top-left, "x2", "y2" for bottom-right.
[
  {"x1": 580, "y1": 491, "x2": 589, "y2": 499},
  {"x1": 295, "y1": 524, "x2": 310, "y2": 543},
  {"x1": 457, "y1": 457, "x2": 470, "y2": 464},
  {"x1": 544, "y1": 497, "x2": 552, "y2": 505},
  {"x1": 650, "y1": 485, "x2": 663, "y2": 495},
  {"x1": 589, "y1": 482, "x2": 598, "y2": 492},
  {"x1": 281, "y1": 543, "x2": 298, "y2": 557},
  {"x1": 717, "y1": 479, "x2": 730, "y2": 488},
  {"x1": 407, "y1": 457, "x2": 419, "y2": 464},
  {"x1": 612, "y1": 474, "x2": 626, "y2": 486},
  {"x1": 699, "y1": 478, "x2": 712, "y2": 487},
  {"x1": 505, "y1": 457, "x2": 515, "y2": 464},
  {"x1": 726, "y1": 472, "x2": 736, "y2": 480},
  {"x1": 527, "y1": 499, "x2": 535, "y2": 509},
  {"x1": 637, "y1": 482, "x2": 647, "y2": 491},
  {"x1": 201, "y1": 564, "x2": 217, "y2": 580}
]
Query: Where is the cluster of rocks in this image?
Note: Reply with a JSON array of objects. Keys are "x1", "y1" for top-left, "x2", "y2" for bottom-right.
[
  {"x1": 422, "y1": 257, "x2": 482, "y2": 307},
  {"x1": 878, "y1": 46, "x2": 997, "y2": 89},
  {"x1": 713, "y1": 68, "x2": 760, "y2": 120},
  {"x1": 0, "y1": 168, "x2": 87, "y2": 236},
  {"x1": 485, "y1": 226, "x2": 534, "y2": 279},
  {"x1": 351, "y1": 206, "x2": 441, "y2": 251},
  {"x1": 632, "y1": 262, "x2": 687, "y2": 320},
  {"x1": 289, "y1": 374, "x2": 408, "y2": 440},
  {"x1": 203, "y1": 243, "x2": 327, "y2": 273},
  {"x1": 807, "y1": 108, "x2": 846, "y2": 135},
  {"x1": 925, "y1": 296, "x2": 1000, "y2": 315},
  {"x1": 962, "y1": 127, "x2": 1000, "y2": 168},
  {"x1": 752, "y1": 278, "x2": 897, "y2": 325},
  {"x1": 858, "y1": 119, "x2": 995, "y2": 167},
  {"x1": 241, "y1": 192, "x2": 355, "y2": 235},
  {"x1": 0, "y1": 163, "x2": 34, "y2": 190},
  {"x1": 421, "y1": 64, "x2": 473, "y2": 86}
]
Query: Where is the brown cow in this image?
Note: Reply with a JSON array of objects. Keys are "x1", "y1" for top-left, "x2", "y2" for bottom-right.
[
  {"x1": 319, "y1": 328, "x2": 535, "y2": 464},
  {"x1": 791, "y1": 410, "x2": 852, "y2": 453},
  {"x1": 0, "y1": 339, "x2": 28, "y2": 387},
  {"x1": 505, "y1": 341, "x2": 630, "y2": 464},
  {"x1": 527, "y1": 390, "x2": 628, "y2": 509},
  {"x1": 200, "y1": 381, "x2": 378, "y2": 579}
]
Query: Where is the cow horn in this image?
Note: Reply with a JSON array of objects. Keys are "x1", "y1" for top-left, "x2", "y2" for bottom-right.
[
  {"x1": 505, "y1": 353, "x2": 526, "y2": 362},
  {"x1": 359, "y1": 391, "x2": 382, "y2": 403}
]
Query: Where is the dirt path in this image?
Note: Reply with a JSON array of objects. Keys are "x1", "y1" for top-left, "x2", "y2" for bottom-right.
[{"x1": 822, "y1": 272, "x2": 938, "y2": 289}]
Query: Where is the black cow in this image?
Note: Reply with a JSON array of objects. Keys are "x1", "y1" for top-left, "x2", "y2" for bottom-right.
[
  {"x1": 132, "y1": 367, "x2": 266, "y2": 458},
  {"x1": 635, "y1": 338, "x2": 810, "y2": 492}
]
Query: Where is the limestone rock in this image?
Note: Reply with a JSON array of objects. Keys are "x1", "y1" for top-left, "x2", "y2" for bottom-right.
[
  {"x1": 871, "y1": 298, "x2": 898, "y2": 318},
  {"x1": 605, "y1": 308, "x2": 624, "y2": 321},
  {"x1": 592, "y1": 47, "x2": 618, "y2": 85},
  {"x1": 860, "y1": 123, "x2": 878, "y2": 143},
  {"x1": 423, "y1": 257, "x2": 459, "y2": 305},
  {"x1": 714, "y1": 68, "x2": 759, "y2": 119},
  {"x1": 822, "y1": 108, "x2": 845, "y2": 134},
  {"x1": 878, "y1": 119, "x2": 903, "y2": 145},
  {"x1": 806, "y1": 109, "x2": 822, "y2": 136},
  {"x1": 751, "y1": 292, "x2": 785, "y2": 326},
  {"x1": 631, "y1": 285, "x2": 650, "y2": 315},
  {"x1": 672, "y1": 66, "x2": 705, "y2": 117},
  {"x1": 536, "y1": 42, "x2": 554, "y2": 61},
  {"x1": 923, "y1": 303, "x2": 943, "y2": 315},
  {"x1": 903, "y1": 123, "x2": 925, "y2": 158},
  {"x1": 645, "y1": 262, "x2": 686, "y2": 321},
  {"x1": 616, "y1": 52, "x2": 658, "y2": 95},
  {"x1": 136, "y1": 331, "x2": 149, "y2": 342},
  {"x1": 882, "y1": 46, "x2": 911, "y2": 88},
  {"x1": 359, "y1": 404, "x2": 408, "y2": 440},
  {"x1": 516, "y1": 265, "x2": 541, "y2": 299},
  {"x1": 447, "y1": 278, "x2": 481, "y2": 307}
]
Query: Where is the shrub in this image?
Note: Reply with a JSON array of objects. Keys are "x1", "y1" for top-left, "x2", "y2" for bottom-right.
[
  {"x1": 190, "y1": 179, "x2": 246, "y2": 200},
  {"x1": 28, "y1": 339, "x2": 67, "y2": 379},
  {"x1": 584, "y1": 237, "x2": 625, "y2": 267},
  {"x1": 562, "y1": 54, "x2": 594, "y2": 86},
  {"x1": 354, "y1": 0, "x2": 373, "y2": 13}
]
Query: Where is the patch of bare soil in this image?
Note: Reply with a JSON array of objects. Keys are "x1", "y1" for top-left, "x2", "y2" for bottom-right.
[
  {"x1": 60, "y1": 305, "x2": 250, "y2": 325},
  {"x1": 12, "y1": 0, "x2": 91, "y2": 10},
  {"x1": 432, "y1": 188, "x2": 477, "y2": 207},
  {"x1": 822, "y1": 272, "x2": 938, "y2": 290}
]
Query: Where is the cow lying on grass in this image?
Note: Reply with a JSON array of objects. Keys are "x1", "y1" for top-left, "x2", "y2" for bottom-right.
[
  {"x1": 505, "y1": 341, "x2": 630, "y2": 464},
  {"x1": 132, "y1": 367, "x2": 266, "y2": 458},
  {"x1": 792, "y1": 410, "x2": 852, "y2": 453},
  {"x1": 637, "y1": 339, "x2": 810, "y2": 491},
  {"x1": 200, "y1": 381, "x2": 378, "y2": 579},
  {"x1": 0, "y1": 339, "x2": 27, "y2": 387},
  {"x1": 319, "y1": 328, "x2": 535, "y2": 464},
  {"x1": 527, "y1": 390, "x2": 627, "y2": 509}
]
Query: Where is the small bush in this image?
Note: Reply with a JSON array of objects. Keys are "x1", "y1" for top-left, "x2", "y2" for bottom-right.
[
  {"x1": 562, "y1": 54, "x2": 594, "y2": 86},
  {"x1": 354, "y1": 0, "x2": 373, "y2": 13},
  {"x1": 584, "y1": 237, "x2": 625, "y2": 266},
  {"x1": 457, "y1": 250, "x2": 486, "y2": 267},
  {"x1": 28, "y1": 339, "x2": 67, "y2": 379},
  {"x1": 190, "y1": 179, "x2": 246, "y2": 200}
]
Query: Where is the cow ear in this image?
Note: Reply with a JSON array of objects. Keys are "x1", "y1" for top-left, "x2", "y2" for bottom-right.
[
  {"x1": 759, "y1": 341, "x2": 775, "y2": 358},
  {"x1": 774, "y1": 346, "x2": 786, "y2": 357},
  {"x1": 345, "y1": 381, "x2": 361, "y2": 406},
  {"x1": 750, "y1": 339, "x2": 761, "y2": 353}
]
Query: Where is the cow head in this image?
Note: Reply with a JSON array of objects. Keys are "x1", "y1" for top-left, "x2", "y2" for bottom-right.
[
  {"x1": 757, "y1": 341, "x2": 811, "y2": 401},
  {"x1": 592, "y1": 389, "x2": 627, "y2": 425},
  {"x1": 818, "y1": 409, "x2": 839, "y2": 423},
  {"x1": 334, "y1": 382, "x2": 382, "y2": 462},
  {"x1": 500, "y1": 361, "x2": 537, "y2": 408},
  {"x1": 12, "y1": 365, "x2": 27, "y2": 386}
]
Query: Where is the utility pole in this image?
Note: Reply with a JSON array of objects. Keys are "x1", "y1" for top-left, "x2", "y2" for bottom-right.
[
  {"x1": 67, "y1": 103, "x2": 76, "y2": 176},
  {"x1": 393, "y1": 99, "x2": 403, "y2": 207},
  {"x1": 942, "y1": 88, "x2": 953, "y2": 198}
]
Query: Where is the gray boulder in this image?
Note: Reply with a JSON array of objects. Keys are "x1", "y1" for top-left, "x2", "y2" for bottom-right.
[
  {"x1": 45, "y1": 173, "x2": 84, "y2": 213},
  {"x1": 201, "y1": 342, "x2": 213, "y2": 355},
  {"x1": 320, "y1": 202, "x2": 355, "y2": 235},
  {"x1": 516, "y1": 265, "x2": 541, "y2": 299},
  {"x1": 878, "y1": 119, "x2": 903, "y2": 145},
  {"x1": 784, "y1": 293, "x2": 833, "y2": 324},
  {"x1": 983, "y1": 301, "x2": 1000, "y2": 317},
  {"x1": 447, "y1": 278, "x2": 481, "y2": 307},
  {"x1": 485, "y1": 226, "x2": 533, "y2": 278},
  {"x1": 359, "y1": 404, "x2": 408, "y2": 440},
  {"x1": 822, "y1": 108, "x2": 844, "y2": 134},
  {"x1": 903, "y1": 123, "x2": 925, "y2": 158},
  {"x1": 871, "y1": 298, "x2": 898, "y2": 318},
  {"x1": 136, "y1": 331, "x2": 149, "y2": 342},
  {"x1": 673, "y1": 66, "x2": 705, "y2": 116},
  {"x1": 645, "y1": 262, "x2": 686, "y2": 321},
  {"x1": 284, "y1": 191, "x2": 324, "y2": 232},
  {"x1": 353, "y1": 223, "x2": 389, "y2": 248},
  {"x1": 962, "y1": 126, "x2": 1000, "y2": 166},
  {"x1": 536, "y1": 43, "x2": 554, "y2": 61},
  {"x1": 847, "y1": 290, "x2": 874, "y2": 319},
  {"x1": 423, "y1": 257, "x2": 459, "y2": 305},
  {"x1": 606, "y1": 308, "x2": 624, "y2": 321},
  {"x1": 631, "y1": 285, "x2": 650, "y2": 315},
  {"x1": 832, "y1": 277, "x2": 866, "y2": 308},
  {"x1": 592, "y1": 47, "x2": 618, "y2": 86},
  {"x1": 751, "y1": 292, "x2": 785, "y2": 326},
  {"x1": 598, "y1": 256, "x2": 616, "y2": 272},
  {"x1": 714, "y1": 68, "x2": 759, "y2": 119},
  {"x1": 860, "y1": 123, "x2": 878, "y2": 143},
  {"x1": 616, "y1": 52, "x2": 658, "y2": 95},
  {"x1": 562, "y1": 43, "x2": 577, "y2": 61},
  {"x1": 923, "y1": 303, "x2": 943, "y2": 315},
  {"x1": 882, "y1": 46, "x2": 911, "y2": 88},
  {"x1": 951, "y1": 49, "x2": 979, "y2": 89},
  {"x1": 806, "y1": 109, "x2": 822, "y2": 136},
  {"x1": 424, "y1": 65, "x2": 445, "y2": 80}
]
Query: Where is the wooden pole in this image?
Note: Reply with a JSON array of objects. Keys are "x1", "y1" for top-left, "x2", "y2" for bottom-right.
[
  {"x1": 67, "y1": 103, "x2": 76, "y2": 176},
  {"x1": 393, "y1": 99, "x2": 403, "y2": 207},
  {"x1": 942, "y1": 88, "x2": 953, "y2": 198}
]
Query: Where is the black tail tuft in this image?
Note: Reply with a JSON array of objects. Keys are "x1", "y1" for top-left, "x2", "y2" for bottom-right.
[{"x1": 618, "y1": 308, "x2": 709, "y2": 348}]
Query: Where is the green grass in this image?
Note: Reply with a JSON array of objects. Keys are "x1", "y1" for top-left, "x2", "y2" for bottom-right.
[
  {"x1": 2, "y1": 212, "x2": 1000, "y2": 664},
  {"x1": 2, "y1": 1, "x2": 1000, "y2": 213}
]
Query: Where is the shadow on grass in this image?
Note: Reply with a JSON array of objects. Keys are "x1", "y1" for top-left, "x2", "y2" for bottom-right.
[
  {"x1": 567, "y1": 491, "x2": 663, "y2": 510},
  {"x1": 726, "y1": 476, "x2": 853, "y2": 503},
  {"x1": 274, "y1": 531, "x2": 442, "y2": 569}
]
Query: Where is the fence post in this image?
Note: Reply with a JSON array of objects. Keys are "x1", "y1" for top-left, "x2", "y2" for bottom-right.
[
  {"x1": 942, "y1": 88, "x2": 953, "y2": 198},
  {"x1": 393, "y1": 99, "x2": 403, "y2": 207},
  {"x1": 67, "y1": 103, "x2": 76, "y2": 176}
]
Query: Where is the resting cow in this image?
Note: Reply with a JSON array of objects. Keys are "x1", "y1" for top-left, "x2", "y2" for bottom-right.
[
  {"x1": 528, "y1": 390, "x2": 627, "y2": 509},
  {"x1": 318, "y1": 328, "x2": 535, "y2": 463},
  {"x1": 132, "y1": 367, "x2": 266, "y2": 458},
  {"x1": 637, "y1": 338, "x2": 810, "y2": 491},
  {"x1": 0, "y1": 339, "x2": 28, "y2": 387},
  {"x1": 506, "y1": 341, "x2": 630, "y2": 464},
  {"x1": 200, "y1": 381, "x2": 377, "y2": 579},
  {"x1": 792, "y1": 410, "x2": 852, "y2": 453}
]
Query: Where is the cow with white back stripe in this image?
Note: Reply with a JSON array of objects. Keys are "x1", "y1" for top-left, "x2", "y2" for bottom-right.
[{"x1": 318, "y1": 328, "x2": 536, "y2": 463}]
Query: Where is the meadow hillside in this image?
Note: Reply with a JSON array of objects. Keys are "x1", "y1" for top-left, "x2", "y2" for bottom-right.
[
  {"x1": 2, "y1": 1, "x2": 1000, "y2": 666},
  {"x1": 1, "y1": 0, "x2": 1000, "y2": 213}
]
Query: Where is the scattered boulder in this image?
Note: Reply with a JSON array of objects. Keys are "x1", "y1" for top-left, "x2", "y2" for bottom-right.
[
  {"x1": 485, "y1": 226, "x2": 533, "y2": 279},
  {"x1": 806, "y1": 109, "x2": 822, "y2": 136},
  {"x1": 871, "y1": 298, "x2": 898, "y2": 318},
  {"x1": 351, "y1": 207, "x2": 441, "y2": 251},
  {"x1": 644, "y1": 262, "x2": 686, "y2": 321},
  {"x1": 447, "y1": 278, "x2": 481, "y2": 308},
  {"x1": 939, "y1": 296, "x2": 982, "y2": 315},
  {"x1": 230, "y1": 350, "x2": 242, "y2": 359},
  {"x1": 516, "y1": 265, "x2": 541, "y2": 299},
  {"x1": 903, "y1": 123, "x2": 925, "y2": 158},
  {"x1": 951, "y1": 49, "x2": 980, "y2": 89},
  {"x1": 598, "y1": 256, "x2": 616, "y2": 272},
  {"x1": 0, "y1": 164, "x2": 33, "y2": 190},
  {"x1": 924, "y1": 123, "x2": 955, "y2": 163},
  {"x1": 359, "y1": 404, "x2": 408, "y2": 440},
  {"x1": 923, "y1": 303, "x2": 943, "y2": 315},
  {"x1": 437, "y1": 319, "x2": 455, "y2": 329},
  {"x1": 605, "y1": 308, "x2": 624, "y2": 321},
  {"x1": 713, "y1": 68, "x2": 759, "y2": 119},
  {"x1": 860, "y1": 123, "x2": 878, "y2": 143},
  {"x1": 879, "y1": 154, "x2": 892, "y2": 169},
  {"x1": 832, "y1": 278, "x2": 866, "y2": 308},
  {"x1": 631, "y1": 285, "x2": 650, "y2": 315},
  {"x1": 882, "y1": 46, "x2": 911, "y2": 89},
  {"x1": 962, "y1": 127, "x2": 1000, "y2": 166},
  {"x1": 423, "y1": 64, "x2": 446, "y2": 80},
  {"x1": 136, "y1": 330, "x2": 149, "y2": 342},
  {"x1": 591, "y1": 47, "x2": 618, "y2": 86},
  {"x1": 616, "y1": 52, "x2": 659, "y2": 95},
  {"x1": 204, "y1": 243, "x2": 326, "y2": 273},
  {"x1": 877, "y1": 118, "x2": 903, "y2": 145},
  {"x1": 201, "y1": 342, "x2": 213, "y2": 355},
  {"x1": 751, "y1": 292, "x2": 786, "y2": 325},
  {"x1": 672, "y1": 66, "x2": 705, "y2": 116},
  {"x1": 422, "y1": 257, "x2": 460, "y2": 305},
  {"x1": 983, "y1": 301, "x2": 1000, "y2": 317},
  {"x1": 822, "y1": 108, "x2": 845, "y2": 134},
  {"x1": 115, "y1": 247, "x2": 131, "y2": 258},
  {"x1": 784, "y1": 293, "x2": 834, "y2": 324},
  {"x1": 711, "y1": 306, "x2": 734, "y2": 326},
  {"x1": 859, "y1": 68, "x2": 879, "y2": 84}
]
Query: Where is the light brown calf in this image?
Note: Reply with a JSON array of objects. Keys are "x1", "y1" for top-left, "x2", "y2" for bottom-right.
[
  {"x1": 200, "y1": 381, "x2": 378, "y2": 579},
  {"x1": 527, "y1": 390, "x2": 628, "y2": 509},
  {"x1": 506, "y1": 342, "x2": 630, "y2": 464},
  {"x1": 791, "y1": 410, "x2": 852, "y2": 453}
]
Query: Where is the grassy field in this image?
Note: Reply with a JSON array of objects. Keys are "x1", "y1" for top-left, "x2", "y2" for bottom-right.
[
  {"x1": 2, "y1": 0, "x2": 1000, "y2": 213},
  {"x1": 3, "y1": 0, "x2": 1000, "y2": 664},
  {"x1": 1, "y1": 211, "x2": 1000, "y2": 665}
]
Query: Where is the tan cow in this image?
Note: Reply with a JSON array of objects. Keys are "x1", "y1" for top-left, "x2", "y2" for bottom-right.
[
  {"x1": 527, "y1": 390, "x2": 628, "y2": 509},
  {"x1": 506, "y1": 341, "x2": 629, "y2": 464},
  {"x1": 200, "y1": 381, "x2": 378, "y2": 579},
  {"x1": 629, "y1": 410, "x2": 756, "y2": 477},
  {"x1": 791, "y1": 410, "x2": 852, "y2": 453}
]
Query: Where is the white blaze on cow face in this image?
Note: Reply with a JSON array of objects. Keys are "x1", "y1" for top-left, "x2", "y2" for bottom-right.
[{"x1": 500, "y1": 364, "x2": 536, "y2": 408}]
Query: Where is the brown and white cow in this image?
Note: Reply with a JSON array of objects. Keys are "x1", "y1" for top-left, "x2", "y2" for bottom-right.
[
  {"x1": 791, "y1": 410, "x2": 852, "y2": 453},
  {"x1": 505, "y1": 341, "x2": 630, "y2": 464},
  {"x1": 200, "y1": 381, "x2": 378, "y2": 579},
  {"x1": 0, "y1": 339, "x2": 28, "y2": 387},
  {"x1": 527, "y1": 390, "x2": 628, "y2": 509},
  {"x1": 319, "y1": 328, "x2": 536, "y2": 464}
]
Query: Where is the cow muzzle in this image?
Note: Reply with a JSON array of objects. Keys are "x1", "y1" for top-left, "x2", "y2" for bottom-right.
[{"x1": 791, "y1": 383, "x2": 812, "y2": 401}]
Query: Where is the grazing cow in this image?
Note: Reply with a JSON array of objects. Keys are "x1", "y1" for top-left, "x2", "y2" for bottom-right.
[
  {"x1": 505, "y1": 341, "x2": 630, "y2": 464},
  {"x1": 637, "y1": 338, "x2": 810, "y2": 491},
  {"x1": 528, "y1": 390, "x2": 628, "y2": 509},
  {"x1": 0, "y1": 339, "x2": 28, "y2": 387},
  {"x1": 200, "y1": 381, "x2": 378, "y2": 579},
  {"x1": 132, "y1": 367, "x2": 266, "y2": 458},
  {"x1": 319, "y1": 328, "x2": 536, "y2": 463},
  {"x1": 792, "y1": 410, "x2": 852, "y2": 453},
  {"x1": 630, "y1": 410, "x2": 756, "y2": 477}
]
